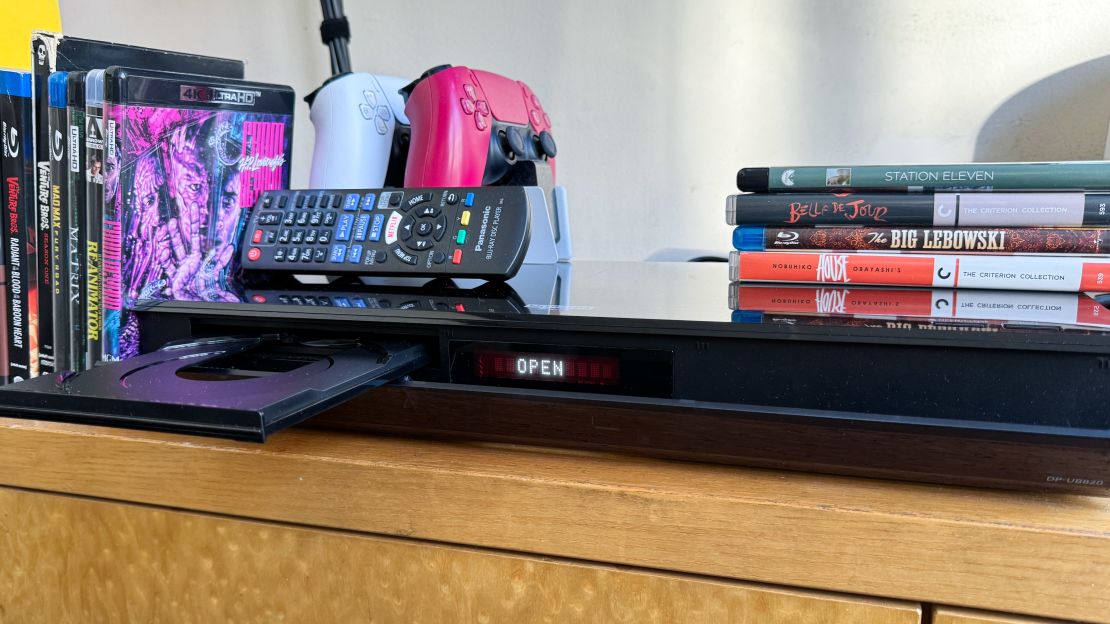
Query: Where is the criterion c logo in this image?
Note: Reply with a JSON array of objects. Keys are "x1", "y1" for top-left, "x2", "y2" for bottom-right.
[{"x1": 781, "y1": 169, "x2": 795, "y2": 187}]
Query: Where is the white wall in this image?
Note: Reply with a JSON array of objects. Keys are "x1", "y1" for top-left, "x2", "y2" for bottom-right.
[{"x1": 60, "y1": 0, "x2": 1110, "y2": 260}]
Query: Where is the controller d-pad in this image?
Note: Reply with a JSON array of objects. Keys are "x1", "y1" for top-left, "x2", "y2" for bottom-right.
[
  {"x1": 376, "y1": 105, "x2": 391, "y2": 121},
  {"x1": 530, "y1": 109, "x2": 543, "y2": 128},
  {"x1": 363, "y1": 89, "x2": 378, "y2": 107},
  {"x1": 463, "y1": 83, "x2": 476, "y2": 100},
  {"x1": 476, "y1": 100, "x2": 490, "y2": 116},
  {"x1": 475, "y1": 114, "x2": 488, "y2": 131},
  {"x1": 461, "y1": 98, "x2": 475, "y2": 114},
  {"x1": 375, "y1": 117, "x2": 388, "y2": 134},
  {"x1": 360, "y1": 103, "x2": 373, "y2": 120}
]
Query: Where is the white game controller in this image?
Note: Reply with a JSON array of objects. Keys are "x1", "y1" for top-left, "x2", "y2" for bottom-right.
[{"x1": 307, "y1": 72, "x2": 411, "y2": 188}]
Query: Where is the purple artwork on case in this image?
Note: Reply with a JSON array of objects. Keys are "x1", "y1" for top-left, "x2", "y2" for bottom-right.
[{"x1": 104, "y1": 105, "x2": 291, "y2": 359}]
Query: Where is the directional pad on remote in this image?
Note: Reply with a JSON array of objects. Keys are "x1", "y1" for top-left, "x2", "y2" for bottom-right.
[
  {"x1": 405, "y1": 237, "x2": 434, "y2": 252},
  {"x1": 399, "y1": 215, "x2": 415, "y2": 241},
  {"x1": 432, "y1": 215, "x2": 447, "y2": 240}
]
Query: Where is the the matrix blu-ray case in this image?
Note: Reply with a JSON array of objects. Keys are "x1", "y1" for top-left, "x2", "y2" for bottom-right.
[{"x1": 101, "y1": 67, "x2": 294, "y2": 360}]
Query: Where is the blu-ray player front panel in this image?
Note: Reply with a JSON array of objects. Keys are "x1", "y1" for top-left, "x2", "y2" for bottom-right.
[
  {"x1": 143, "y1": 309, "x2": 1110, "y2": 441},
  {"x1": 135, "y1": 302, "x2": 1110, "y2": 492},
  {"x1": 447, "y1": 342, "x2": 673, "y2": 398}
]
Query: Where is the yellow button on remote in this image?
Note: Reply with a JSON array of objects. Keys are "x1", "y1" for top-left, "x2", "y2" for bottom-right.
[{"x1": 461, "y1": 210, "x2": 471, "y2": 226}]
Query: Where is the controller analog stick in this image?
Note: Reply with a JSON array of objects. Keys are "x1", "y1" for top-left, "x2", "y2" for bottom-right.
[
  {"x1": 538, "y1": 131, "x2": 557, "y2": 158},
  {"x1": 507, "y1": 127, "x2": 527, "y2": 158}
]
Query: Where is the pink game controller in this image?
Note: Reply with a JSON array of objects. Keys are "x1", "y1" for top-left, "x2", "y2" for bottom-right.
[{"x1": 402, "y1": 65, "x2": 556, "y2": 187}]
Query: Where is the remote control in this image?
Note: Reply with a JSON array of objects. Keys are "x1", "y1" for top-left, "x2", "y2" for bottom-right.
[{"x1": 238, "y1": 187, "x2": 536, "y2": 280}]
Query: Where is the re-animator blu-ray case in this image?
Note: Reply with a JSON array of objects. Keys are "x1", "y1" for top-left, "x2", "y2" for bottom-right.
[{"x1": 101, "y1": 67, "x2": 294, "y2": 361}]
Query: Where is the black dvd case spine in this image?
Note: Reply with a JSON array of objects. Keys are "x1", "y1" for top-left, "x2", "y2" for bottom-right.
[
  {"x1": 66, "y1": 73, "x2": 87, "y2": 372},
  {"x1": 48, "y1": 74, "x2": 69, "y2": 372},
  {"x1": 1, "y1": 73, "x2": 36, "y2": 381}
]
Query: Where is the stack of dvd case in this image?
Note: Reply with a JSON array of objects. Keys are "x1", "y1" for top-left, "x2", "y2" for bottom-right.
[
  {"x1": 725, "y1": 162, "x2": 1110, "y2": 330},
  {"x1": 0, "y1": 33, "x2": 294, "y2": 384}
]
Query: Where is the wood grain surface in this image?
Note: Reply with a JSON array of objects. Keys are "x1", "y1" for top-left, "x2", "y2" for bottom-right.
[
  {"x1": 932, "y1": 606, "x2": 1078, "y2": 624},
  {"x1": 0, "y1": 419, "x2": 1106, "y2": 622},
  {"x1": 0, "y1": 487, "x2": 921, "y2": 624}
]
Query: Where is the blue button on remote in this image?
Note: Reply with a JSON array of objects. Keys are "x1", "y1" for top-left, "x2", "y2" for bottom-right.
[
  {"x1": 368, "y1": 213, "x2": 384, "y2": 242},
  {"x1": 329, "y1": 244, "x2": 347, "y2": 262},
  {"x1": 336, "y1": 214, "x2": 354, "y2": 241},
  {"x1": 464, "y1": 192, "x2": 475, "y2": 207},
  {"x1": 344, "y1": 194, "x2": 360, "y2": 211},
  {"x1": 347, "y1": 245, "x2": 363, "y2": 264},
  {"x1": 360, "y1": 193, "x2": 376, "y2": 210},
  {"x1": 354, "y1": 214, "x2": 371, "y2": 241}
]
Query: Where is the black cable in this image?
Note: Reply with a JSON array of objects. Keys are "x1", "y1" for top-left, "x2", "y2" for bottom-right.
[
  {"x1": 334, "y1": 0, "x2": 351, "y2": 74},
  {"x1": 320, "y1": 0, "x2": 352, "y2": 75}
]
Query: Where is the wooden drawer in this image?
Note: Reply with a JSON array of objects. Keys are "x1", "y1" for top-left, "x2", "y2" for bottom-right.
[
  {"x1": 934, "y1": 606, "x2": 1084, "y2": 624},
  {"x1": 0, "y1": 487, "x2": 921, "y2": 623}
]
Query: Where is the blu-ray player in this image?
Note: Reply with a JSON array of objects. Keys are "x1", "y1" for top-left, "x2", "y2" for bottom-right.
[{"x1": 1, "y1": 261, "x2": 1107, "y2": 494}]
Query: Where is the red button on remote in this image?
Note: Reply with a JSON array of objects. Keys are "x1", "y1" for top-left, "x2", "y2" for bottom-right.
[
  {"x1": 451, "y1": 249, "x2": 462, "y2": 264},
  {"x1": 252, "y1": 229, "x2": 263, "y2": 243},
  {"x1": 247, "y1": 247, "x2": 262, "y2": 262}
]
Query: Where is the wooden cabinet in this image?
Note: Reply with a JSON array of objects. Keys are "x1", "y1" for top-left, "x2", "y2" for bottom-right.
[
  {"x1": 933, "y1": 607, "x2": 1071, "y2": 624},
  {"x1": 0, "y1": 418, "x2": 1106, "y2": 622},
  {"x1": 0, "y1": 488, "x2": 920, "y2": 623}
]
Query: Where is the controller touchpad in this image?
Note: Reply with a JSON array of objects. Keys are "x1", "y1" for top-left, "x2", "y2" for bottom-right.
[{"x1": 471, "y1": 70, "x2": 528, "y2": 124}]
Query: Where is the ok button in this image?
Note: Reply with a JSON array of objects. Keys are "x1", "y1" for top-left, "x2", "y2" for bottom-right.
[{"x1": 416, "y1": 219, "x2": 434, "y2": 236}]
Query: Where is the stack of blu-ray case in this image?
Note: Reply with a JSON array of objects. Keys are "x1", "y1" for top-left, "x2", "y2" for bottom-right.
[
  {"x1": 725, "y1": 162, "x2": 1110, "y2": 331},
  {"x1": 0, "y1": 33, "x2": 294, "y2": 384}
]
